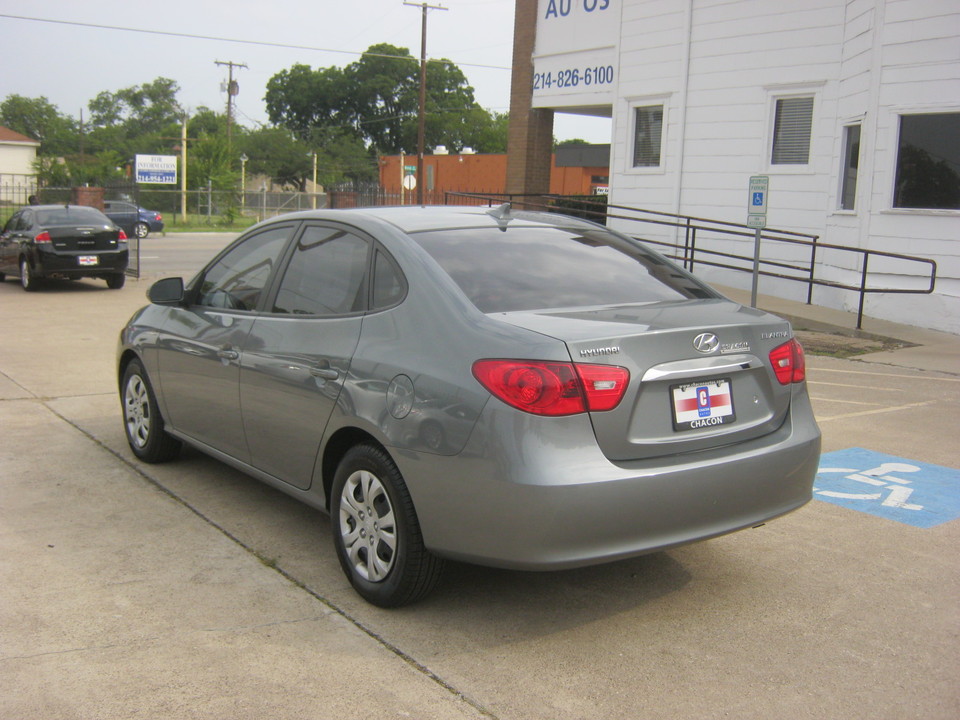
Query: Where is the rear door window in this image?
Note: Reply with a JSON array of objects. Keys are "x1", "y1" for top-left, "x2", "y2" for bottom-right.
[
  {"x1": 272, "y1": 225, "x2": 370, "y2": 316},
  {"x1": 410, "y1": 224, "x2": 717, "y2": 313}
]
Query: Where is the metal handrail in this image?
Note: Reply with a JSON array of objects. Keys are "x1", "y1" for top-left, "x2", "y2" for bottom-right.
[{"x1": 444, "y1": 192, "x2": 938, "y2": 329}]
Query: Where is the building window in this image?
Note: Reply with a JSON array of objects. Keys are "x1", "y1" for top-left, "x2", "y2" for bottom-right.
[
  {"x1": 771, "y1": 97, "x2": 814, "y2": 165},
  {"x1": 893, "y1": 113, "x2": 960, "y2": 210},
  {"x1": 840, "y1": 124, "x2": 861, "y2": 210},
  {"x1": 633, "y1": 105, "x2": 663, "y2": 167}
]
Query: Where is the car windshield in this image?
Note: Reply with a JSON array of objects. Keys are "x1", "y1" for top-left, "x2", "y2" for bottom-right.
[
  {"x1": 410, "y1": 224, "x2": 717, "y2": 313},
  {"x1": 36, "y1": 207, "x2": 109, "y2": 226}
]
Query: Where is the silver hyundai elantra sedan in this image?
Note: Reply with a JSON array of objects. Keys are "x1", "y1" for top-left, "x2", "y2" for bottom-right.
[{"x1": 118, "y1": 205, "x2": 821, "y2": 607}]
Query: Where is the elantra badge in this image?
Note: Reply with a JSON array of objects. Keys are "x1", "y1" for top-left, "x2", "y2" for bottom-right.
[{"x1": 693, "y1": 332, "x2": 719, "y2": 354}]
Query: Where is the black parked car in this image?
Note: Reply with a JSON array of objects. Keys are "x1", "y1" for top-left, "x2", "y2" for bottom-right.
[
  {"x1": 104, "y1": 200, "x2": 164, "y2": 239},
  {"x1": 0, "y1": 204, "x2": 129, "y2": 290}
]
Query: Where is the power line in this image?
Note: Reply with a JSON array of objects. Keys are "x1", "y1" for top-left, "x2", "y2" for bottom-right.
[{"x1": 0, "y1": 13, "x2": 511, "y2": 72}]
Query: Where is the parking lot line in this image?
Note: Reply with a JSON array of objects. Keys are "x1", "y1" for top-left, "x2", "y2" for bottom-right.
[
  {"x1": 808, "y1": 396, "x2": 885, "y2": 407},
  {"x1": 811, "y1": 367, "x2": 960, "y2": 383},
  {"x1": 815, "y1": 400, "x2": 936, "y2": 422},
  {"x1": 808, "y1": 380, "x2": 901, "y2": 392}
]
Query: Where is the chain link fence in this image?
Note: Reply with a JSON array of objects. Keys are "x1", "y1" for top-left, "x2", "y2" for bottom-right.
[{"x1": 0, "y1": 180, "x2": 328, "y2": 227}]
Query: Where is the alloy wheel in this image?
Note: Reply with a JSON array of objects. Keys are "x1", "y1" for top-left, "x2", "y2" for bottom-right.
[
  {"x1": 338, "y1": 469, "x2": 397, "y2": 582},
  {"x1": 124, "y1": 373, "x2": 151, "y2": 449}
]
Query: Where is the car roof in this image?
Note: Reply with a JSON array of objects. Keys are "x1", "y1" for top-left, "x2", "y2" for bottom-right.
[{"x1": 261, "y1": 204, "x2": 599, "y2": 235}]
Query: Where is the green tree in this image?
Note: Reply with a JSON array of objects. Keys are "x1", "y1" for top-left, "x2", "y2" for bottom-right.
[
  {"x1": 86, "y1": 77, "x2": 183, "y2": 160},
  {"x1": 265, "y1": 64, "x2": 352, "y2": 142},
  {"x1": 190, "y1": 132, "x2": 235, "y2": 192},
  {"x1": 461, "y1": 110, "x2": 509, "y2": 154},
  {"x1": 265, "y1": 45, "x2": 506, "y2": 155},
  {"x1": 309, "y1": 128, "x2": 378, "y2": 185},
  {"x1": 0, "y1": 94, "x2": 78, "y2": 155},
  {"x1": 237, "y1": 127, "x2": 313, "y2": 190}
]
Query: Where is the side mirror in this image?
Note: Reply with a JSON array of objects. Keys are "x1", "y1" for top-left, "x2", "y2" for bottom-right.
[{"x1": 148, "y1": 277, "x2": 185, "y2": 305}]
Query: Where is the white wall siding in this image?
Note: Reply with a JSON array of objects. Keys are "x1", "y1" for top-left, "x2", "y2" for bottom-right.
[{"x1": 607, "y1": 0, "x2": 960, "y2": 333}]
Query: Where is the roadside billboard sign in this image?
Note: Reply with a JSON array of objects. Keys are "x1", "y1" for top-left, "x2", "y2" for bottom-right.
[{"x1": 135, "y1": 155, "x2": 178, "y2": 184}]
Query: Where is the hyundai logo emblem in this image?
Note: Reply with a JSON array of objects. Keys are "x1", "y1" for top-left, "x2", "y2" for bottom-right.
[{"x1": 693, "y1": 332, "x2": 720, "y2": 354}]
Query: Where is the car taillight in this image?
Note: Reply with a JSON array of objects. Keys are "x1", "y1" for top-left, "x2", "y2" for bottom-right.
[
  {"x1": 118, "y1": 229, "x2": 128, "y2": 240},
  {"x1": 769, "y1": 339, "x2": 806, "y2": 384},
  {"x1": 155, "y1": 213, "x2": 162, "y2": 221},
  {"x1": 472, "y1": 359, "x2": 630, "y2": 416},
  {"x1": 34, "y1": 231, "x2": 51, "y2": 243}
]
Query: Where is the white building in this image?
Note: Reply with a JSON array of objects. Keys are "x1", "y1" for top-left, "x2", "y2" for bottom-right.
[
  {"x1": 0, "y1": 125, "x2": 40, "y2": 200},
  {"x1": 531, "y1": 0, "x2": 960, "y2": 333}
]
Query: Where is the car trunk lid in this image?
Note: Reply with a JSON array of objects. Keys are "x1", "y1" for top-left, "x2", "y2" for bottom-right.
[
  {"x1": 48, "y1": 224, "x2": 123, "y2": 252},
  {"x1": 493, "y1": 298, "x2": 797, "y2": 462}
]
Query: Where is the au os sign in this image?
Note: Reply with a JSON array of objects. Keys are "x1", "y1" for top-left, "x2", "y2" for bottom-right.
[{"x1": 135, "y1": 155, "x2": 178, "y2": 185}]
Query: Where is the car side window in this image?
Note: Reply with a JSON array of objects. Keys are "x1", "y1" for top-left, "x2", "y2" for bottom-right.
[
  {"x1": 3, "y1": 212, "x2": 21, "y2": 232},
  {"x1": 372, "y1": 248, "x2": 406, "y2": 310},
  {"x1": 273, "y1": 225, "x2": 369, "y2": 316},
  {"x1": 196, "y1": 225, "x2": 292, "y2": 311}
]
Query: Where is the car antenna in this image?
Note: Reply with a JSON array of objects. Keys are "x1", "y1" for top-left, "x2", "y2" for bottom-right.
[
  {"x1": 486, "y1": 202, "x2": 511, "y2": 219},
  {"x1": 485, "y1": 202, "x2": 513, "y2": 231}
]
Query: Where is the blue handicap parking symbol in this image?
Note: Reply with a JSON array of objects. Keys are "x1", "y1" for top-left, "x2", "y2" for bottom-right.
[
  {"x1": 752, "y1": 192, "x2": 764, "y2": 206},
  {"x1": 814, "y1": 448, "x2": 960, "y2": 528}
]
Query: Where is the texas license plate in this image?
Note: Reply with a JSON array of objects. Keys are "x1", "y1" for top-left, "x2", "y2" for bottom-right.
[
  {"x1": 78, "y1": 256, "x2": 99, "y2": 266},
  {"x1": 671, "y1": 378, "x2": 736, "y2": 431}
]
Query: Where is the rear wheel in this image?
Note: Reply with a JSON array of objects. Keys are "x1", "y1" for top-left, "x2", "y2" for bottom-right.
[
  {"x1": 121, "y1": 359, "x2": 181, "y2": 463},
  {"x1": 134, "y1": 222, "x2": 149, "y2": 239},
  {"x1": 106, "y1": 273, "x2": 126, "y2": 289},
  {"x1": 331, "y1": 443, "x2": 443, "y2": 607},
  {"x1": 20, "y1": 258, "x2": 38, "y2": 291}
]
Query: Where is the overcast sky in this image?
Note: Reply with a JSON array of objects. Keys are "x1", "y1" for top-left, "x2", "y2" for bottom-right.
[{"x1": 0, "y1": 0, "x2": 612, "y2": 144}]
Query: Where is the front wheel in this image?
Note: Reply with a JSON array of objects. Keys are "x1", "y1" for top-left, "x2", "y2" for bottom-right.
[
  {"x1": 106, "y1": 273, "x2": 126, "y2": 289},
  {"x1": 121, "y1": 359, "x2": 181, "y2": 463},
  {"x1": 331, "y1": 443, "x2": 443, "y2": 607}
]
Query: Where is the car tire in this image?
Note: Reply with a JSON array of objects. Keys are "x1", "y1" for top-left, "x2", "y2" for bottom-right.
[
  {"x1": 134, "y1": 222, "x2": 149, "y2": 239},
  {"x1": 121, "y1": 359, "x2": 182, "y2": 463},
  {"x1": 20, "y1": 258, "x2": 38, "y2": 291},
  {"x1": 106, "y1": 273, "x2": 126, "y2": 289},
  {"x1": 331, "y1": 443, "x2": 444, "y2": 607}
]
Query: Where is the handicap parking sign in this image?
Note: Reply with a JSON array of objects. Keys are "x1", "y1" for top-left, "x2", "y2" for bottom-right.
[{"x1": 814, "y1": 448, "x2": 960, "y2": 528}]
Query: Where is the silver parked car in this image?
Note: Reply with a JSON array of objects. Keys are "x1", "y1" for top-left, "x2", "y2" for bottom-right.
[{"x1": 117, "y1": 205, "x2": 821, "y2": 607}]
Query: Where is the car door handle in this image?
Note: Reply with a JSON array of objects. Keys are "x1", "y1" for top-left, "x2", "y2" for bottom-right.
[
  {"x1": 217, "y1": 348, "x2": 240, "y2": 361},
  {"x1": 310, "y1": 367, "x2": 340, "y2": 380}
]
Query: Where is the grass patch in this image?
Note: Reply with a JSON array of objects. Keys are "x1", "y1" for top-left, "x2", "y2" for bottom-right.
[{"x1": 162, "y1": 214, "x2": 259, "y2": 233}]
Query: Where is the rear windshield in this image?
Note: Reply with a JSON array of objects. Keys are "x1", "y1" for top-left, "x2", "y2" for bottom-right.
[
  {"x1": 411, "y1": 225, "x2": 717, "y2": 313},
  {"x1": 36, "y1": 207, "x2": 110, "y2": 227}
]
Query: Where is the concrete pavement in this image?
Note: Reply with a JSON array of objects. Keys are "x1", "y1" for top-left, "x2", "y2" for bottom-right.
[
  {"x1": 719, "y1": 284, "x2": 960, "y2": 376},
  {"x1": 1, "y1": 273, "x2": 958, "y2": 719}
]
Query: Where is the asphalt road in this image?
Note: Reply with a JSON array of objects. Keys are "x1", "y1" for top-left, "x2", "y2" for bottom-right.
[
  {"x1": 1, "y1": 238, "x2": 958, "y2": 719},
  {"x1": 130, "y1": 231, "x2": 237, "y2": 279}
]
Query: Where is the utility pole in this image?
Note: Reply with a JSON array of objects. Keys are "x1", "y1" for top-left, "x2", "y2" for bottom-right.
[
  {"x1": 214, "y1": 60, "x2": 247, "y2": 152},
  {"x1": 404, "y1": 1, "x2": 447, "y2": 206}
]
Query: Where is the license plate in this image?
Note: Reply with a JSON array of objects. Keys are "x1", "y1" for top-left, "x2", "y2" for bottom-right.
[
  {"x1": 671, "y1": 378, "x2": 736, "y2": 431},
  {"x1": 78, "y1": 256, "x2": 99, "y2": 266}
]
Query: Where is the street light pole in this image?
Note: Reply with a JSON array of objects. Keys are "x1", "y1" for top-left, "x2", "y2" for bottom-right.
[
  {"x1": 404, "y1": 1, "x2": 447, "y2": 206},
  {"x1": 240, "y1": 153, "x2": 248, "y2": 212},
  {"x1": 180, "y1": 114, "x2": 188, "y2": 223},
  {"x1": 312, "y1": 151, "x2": 318, "y2": 209}
]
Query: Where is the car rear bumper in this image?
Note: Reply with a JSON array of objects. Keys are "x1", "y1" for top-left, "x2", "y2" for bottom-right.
[
  {"x1": 399, "y1": 387, "x2": 821, "y2": 570},
  {"x1": 35, "y1": 248, "x2": 129, "y2": 277}
]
